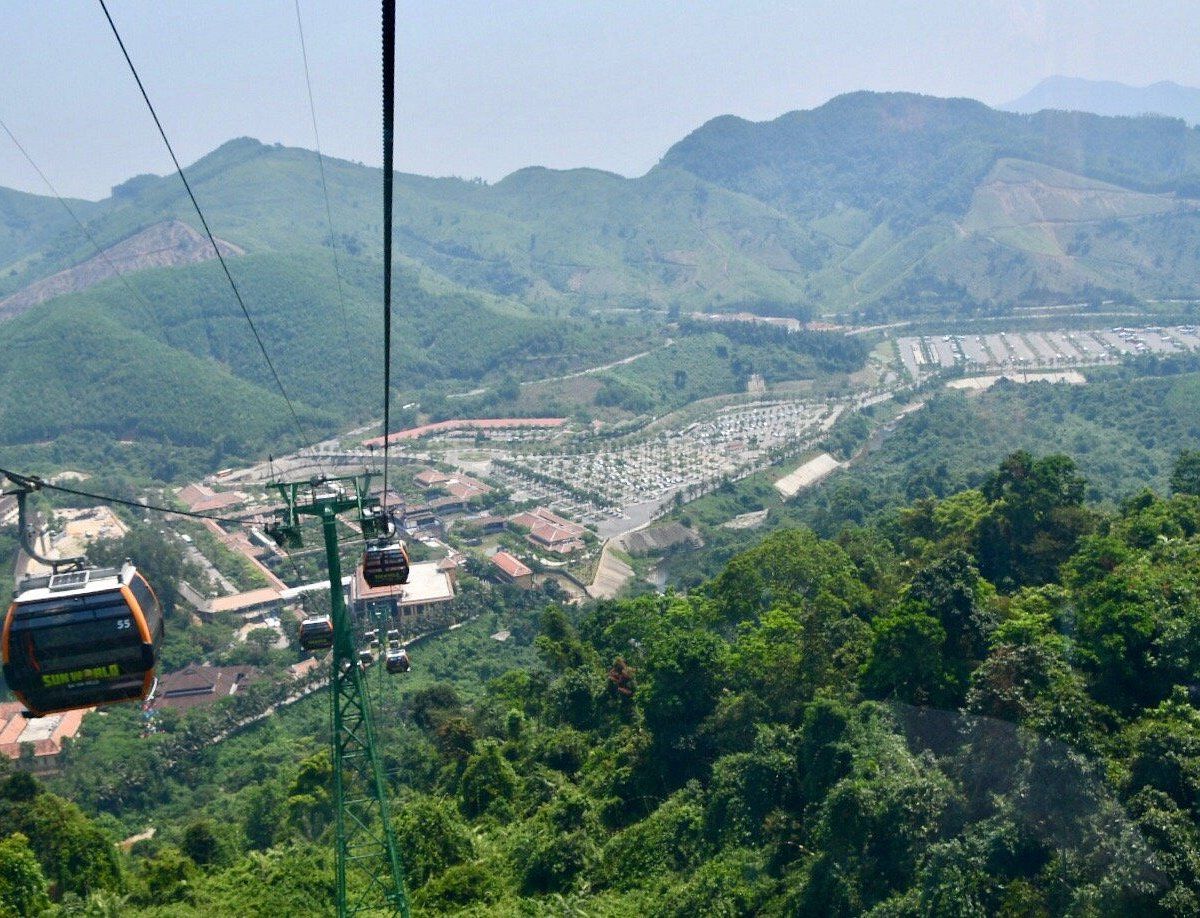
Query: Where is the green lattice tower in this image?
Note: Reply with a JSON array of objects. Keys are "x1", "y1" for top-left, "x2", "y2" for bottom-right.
[{"x1": 270, "y1": 476, "x2": 408, "y2": 917}]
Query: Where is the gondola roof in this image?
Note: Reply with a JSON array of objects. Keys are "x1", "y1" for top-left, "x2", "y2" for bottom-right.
[{"x1": 13, "y1": 564, "x2": 133, "y2": 602}]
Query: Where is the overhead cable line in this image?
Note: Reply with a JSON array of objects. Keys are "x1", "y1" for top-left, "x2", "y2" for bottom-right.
[
  {"x1": 97, "y1": 0, "x2": 311, "y2": 449},
  {"x1": 381, "y1": 0, "x2": 397, "y2": 508},
  {"x1": 292, "y1": 0, "x2": 355, "y2": 362},
  {"x1": 0, "y1": 467, "x2": 256, "y2": 527},
  {"x1": 0, "y1": 116, "x2": 166, "y2": 335}
]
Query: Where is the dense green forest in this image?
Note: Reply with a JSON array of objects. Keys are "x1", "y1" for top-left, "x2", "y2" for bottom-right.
[
  {"x1": 4, "y1": 450, "x2": 1200, "y2": 913},
  {"x1": 0, "y1": 251, "x2": 650, "y2": 477}
]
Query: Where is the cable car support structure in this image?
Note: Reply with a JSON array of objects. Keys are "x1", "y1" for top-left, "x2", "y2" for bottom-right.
[{"x1": 267, "y1": 475, "x2": 408, "y2": 916}]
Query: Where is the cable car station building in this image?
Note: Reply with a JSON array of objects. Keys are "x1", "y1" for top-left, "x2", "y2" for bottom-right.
[{"x1": 349, "y1": 559, "x2": 456, "y2": 622}]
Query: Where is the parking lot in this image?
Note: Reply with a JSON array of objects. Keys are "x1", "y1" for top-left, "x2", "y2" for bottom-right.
[
  {"x1": 897, "y1": 325, "x2": 1200, "y2": 379},
  {"x1": 487, "y1": 399, "x2": 840, "y2": 524}
]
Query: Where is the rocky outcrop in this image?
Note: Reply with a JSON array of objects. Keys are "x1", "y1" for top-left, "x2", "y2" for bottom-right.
[{"x1": 0, "y1": 220, "x2": 243, "y2": 319}]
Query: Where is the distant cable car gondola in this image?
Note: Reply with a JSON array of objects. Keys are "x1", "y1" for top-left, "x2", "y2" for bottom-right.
[
  {"x1": 362, "y1": 539, "x2": 410, "y2": 589},
  {"x1": 2, "y1": 563, "x2": 163, "y2": 717},
  {"x1": 299, "y1": 615, "x2": 334, "y2": 651},
  {"x1": 385, "y1": 647, "x2": 410, "y2": 674}
]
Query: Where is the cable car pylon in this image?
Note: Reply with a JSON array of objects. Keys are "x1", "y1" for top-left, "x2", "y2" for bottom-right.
[{"x1": 267, "y1": 474, "x2": 408, "y2": 917}]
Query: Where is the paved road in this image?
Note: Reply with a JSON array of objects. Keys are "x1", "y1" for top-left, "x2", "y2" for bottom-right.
[
  {"x1": 594, "y1": 491, "x2": 678, "y2": 541},
  {"x1": 521, "y1": 339, "x2": 673, "y2": 388}
]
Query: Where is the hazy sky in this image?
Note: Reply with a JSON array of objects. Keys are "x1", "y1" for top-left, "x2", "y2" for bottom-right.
[{"x1": 3, "y1": 0, "x2": 1200, "y2": 200}]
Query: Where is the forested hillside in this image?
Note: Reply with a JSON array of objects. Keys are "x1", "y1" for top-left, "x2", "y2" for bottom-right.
[
  {"x1": 9, "y1": 94, "x2": 1200, "y2": 471},
  {"x1": 9, "y1": 94, "x2": 1200, "y2": 320},
  {"x1": 4, "y1": 451, "x2": 1200, "y2": 914}
]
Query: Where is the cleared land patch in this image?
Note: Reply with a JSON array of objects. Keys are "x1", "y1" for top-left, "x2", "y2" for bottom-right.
[{"x1": 775, "y1": 452, "x2": 842, "y2": 498}]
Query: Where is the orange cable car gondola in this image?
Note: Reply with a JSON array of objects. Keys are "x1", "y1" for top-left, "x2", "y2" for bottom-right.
[
  {"x1": 2, "y1": 563, "x2": 164, "y2": 717},
  {"x1": 299, "y1": 615, "x2": 334, "y2": 651},
  {"x1": 362, "y1": 538, "x2": 410, "y2": 589}
]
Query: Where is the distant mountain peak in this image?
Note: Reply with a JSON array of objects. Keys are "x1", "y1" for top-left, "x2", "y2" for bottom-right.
[{"x1": 1003, "y1": 76, "x2": 1200, "y2": 124}]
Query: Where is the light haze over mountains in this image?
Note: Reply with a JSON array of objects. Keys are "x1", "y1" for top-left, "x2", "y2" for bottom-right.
[{"x1": 1005, "y1": 76, "x2": 1200, "y2": 125}]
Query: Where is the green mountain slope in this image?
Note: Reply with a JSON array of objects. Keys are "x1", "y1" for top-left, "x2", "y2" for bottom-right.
[
  {"x1": 0, "y1": 298, "x2": 312, "y2": 449},
  {"x1": 9, "y1": 92, "x2": 1200, "y2": 469},
  {"x1": 0, "y1": 185, "x2": 103, "y2": 294},
  {"x1": 0, "y1": 241, "x2": 645, "y2": 472},
  {"x1": 660, "y1": 92, "x2": 1200, "y2": 312},
  {"x1": 12, "y1": 92, "x2": 1200, "y2": 325}
]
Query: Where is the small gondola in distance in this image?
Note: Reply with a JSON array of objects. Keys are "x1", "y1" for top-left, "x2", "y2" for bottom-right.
[
  {"x1": 1, "y1": 563, "x2": 164, "y2": 717},
  {"x1": 299, "y1": 615, "x2": 334, "y2": 652},
  {"x1": 385, "y1": 647, "x2": 410, "y2": 674}
]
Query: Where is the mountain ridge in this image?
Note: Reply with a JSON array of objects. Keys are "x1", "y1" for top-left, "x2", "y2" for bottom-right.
[
  {"x1": 9, "y1": 92, "x2": 1200, "y2": 318},
  {"x1": 1004, "y1": 75, "x2": 1200, "y2": 125},
  {"x1": 8, "y1": 91, "x2": 1200, "y2": 467}
]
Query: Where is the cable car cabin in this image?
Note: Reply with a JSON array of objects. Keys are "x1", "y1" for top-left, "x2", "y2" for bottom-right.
[
  {"x1": 385, "y1": 648, "x2": 410, "y2": 674},
  {"x1": 362, "y1": 540, "x2": 410, "y2": 589},
  {"x1": 2, "y1": 563, "x2": 163, "y2": 717},
  {"x1": 299, "y1": 616, "x2": 334, "y2": 652}
]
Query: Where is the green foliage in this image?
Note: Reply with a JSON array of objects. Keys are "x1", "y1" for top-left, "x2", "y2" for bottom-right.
[
  {"x1": 974, "y1": 451, "x2": 1093, "y2": 589},
  {"x1": 413, "y1": 861, "x2": 502, "y2": 912},
  {"x1": 709, "y1": 527, "x2": 870, "y2": 623},
  {"x1": 862, "y1": 610, "x2": 954, "y2": 706},
  {"x1": 0, "y1": 832, "x2": 49, "y2": 918},
  {"x1": 168, "y1": 844, "x2": 334, "y2": 917},
  {"x1": 286, "y1": 751, "x2": 333, "y2": 842},
  {"x1": 1171, "y1": 448, "x2": 1200, "y2": 496},
  {"x1": 35, "y1": 449, "x2": 1200, "y2": 913},
  {"x1": 678, "y1": 318, "x2": 869, "y2": 373},
  {"x1": 458, "y1": 743, "x2": 519, "y2": 819},
  {"x1": 638, "y1": 625, "x2": 728, "y2": 750},
  {"x1": 181, "y1": 820, "x2": 228, "y2": 868},
  {"x1": 132, "y1": 844, "x2": 197, "y2": 906},
  {"x1": 241, "y1": 781, "x2": 286, "y2": 852},
  {"x1": 390, "y1": 794, "x2": 472, "y2": 888},
  {"x1": 655, "y1": 847, "x2": 773, "y2": 917},
  {"x1": 506, "y1": 786, "x2": 600, "y2": 896},
  {"x1": 1126, "y1": 689, "x2": 1200, "y2": 811},
  {"x1": 596, "y1": 785, "x2": 705, "y2": 888},
  {"x1": 7, "y1": 792, "x2": 123, "y2": 898}
]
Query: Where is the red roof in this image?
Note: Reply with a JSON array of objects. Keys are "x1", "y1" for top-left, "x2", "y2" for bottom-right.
[
  {"x1": 447, "y1": 480, "x2": 489, "y2": 500},
  {"x1": 415, "y1": 469, "x2": 452, "y2": 487},
  {"x1": 0, "y1": 702, "x2": 89, "y2": 759},
  {"x1": 491, "y1": 551, "x2": 532, "y2": 579},
  {"x1": 529, "y1": 522, "x2": 584, "y2": 548},
  {"x1": 510, "y1": 507, "x2": 585, "y2": 540}
]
